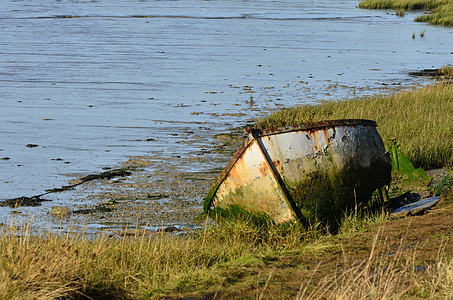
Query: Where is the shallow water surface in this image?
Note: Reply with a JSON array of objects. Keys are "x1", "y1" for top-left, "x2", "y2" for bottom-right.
[{"x1": 1, "y1": 0, "x2": 452, "y2": 228}]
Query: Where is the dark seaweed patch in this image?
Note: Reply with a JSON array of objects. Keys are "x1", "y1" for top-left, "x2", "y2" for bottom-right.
[
  {"x1": 3, "y1": 168, "x2": 134, "y2": 209},
  {"x1": 46, "y1": 169, "x2": 133, "y2": 193},
  {"x1": 0, "y1": 196, "x2": 50, "y2": 208},
  {"x1": 73, "y1": 205, "x2": 115, "y2": 215}
]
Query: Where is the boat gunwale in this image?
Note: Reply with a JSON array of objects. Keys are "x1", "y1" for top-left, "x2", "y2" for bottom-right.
[
  {"x1": 203, "y1": 119, "x2": 378, "y2": 212},
  {"x1": 246, "y1": 119, "x2": 377, "y2": 138}
]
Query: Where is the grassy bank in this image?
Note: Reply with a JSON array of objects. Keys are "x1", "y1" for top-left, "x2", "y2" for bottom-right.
[
  {"x1": 359, "y1": 0, "x2": 453, "y2": 26},
  {"x1": 1, "y1": 196, "x2": 453, "y2": 299},
  {"x1": 3, "y1": 84, "x2": 453, "y2": 299},
  {"x1": 257, "y1": 83, "x2": 453, "y2": 169}
]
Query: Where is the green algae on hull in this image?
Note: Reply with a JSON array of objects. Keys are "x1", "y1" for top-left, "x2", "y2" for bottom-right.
[{"x1": 285, "y1": 156, "x2": 391, "y2": 228}]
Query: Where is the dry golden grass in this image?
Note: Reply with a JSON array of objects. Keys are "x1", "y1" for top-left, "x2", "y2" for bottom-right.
[
  {"x1": 0, "y1": 224, "x2": 80, "y2": 299},
  {"x1": 297, "y1": 232, "x2": 453, "y2": 299},
  {"x1": 0, "y1": 218, "x2": 313, "y2": 299}
]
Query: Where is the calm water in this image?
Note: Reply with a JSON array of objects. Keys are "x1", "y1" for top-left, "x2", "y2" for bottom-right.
[{"x1": 1, "y1": 0, "x2": 452, "y2": 201}]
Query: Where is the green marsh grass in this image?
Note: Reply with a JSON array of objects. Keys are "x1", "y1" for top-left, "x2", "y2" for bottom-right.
[
  {"x1": 257, "y1": 84, "x2": 453, "y2": 169},
  {"x1": 359, "y1": 0, "x2": 453, "y2": 26}
]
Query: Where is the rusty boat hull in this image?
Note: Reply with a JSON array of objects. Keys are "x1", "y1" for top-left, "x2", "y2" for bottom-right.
[{"x1": 204, "y1": 119, "x2": 391, "y2": 225}]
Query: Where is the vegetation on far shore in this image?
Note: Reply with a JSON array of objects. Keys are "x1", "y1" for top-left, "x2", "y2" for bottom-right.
[{"x1": 359, "y1": 0, "x2": 453, "y2": 26}]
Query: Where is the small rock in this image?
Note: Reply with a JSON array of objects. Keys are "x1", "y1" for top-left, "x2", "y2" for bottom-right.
[
  {"x1": 50, "y1": 206, "x2": 69, "y2": 216},
  {"x1": 159, "y1": 226, "x2": 179, "y2": 233}
]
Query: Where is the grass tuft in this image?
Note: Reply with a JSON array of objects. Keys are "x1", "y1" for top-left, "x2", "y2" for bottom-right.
[{"x1": 440, "y1": 64, "x2": 453, "y2": 78}]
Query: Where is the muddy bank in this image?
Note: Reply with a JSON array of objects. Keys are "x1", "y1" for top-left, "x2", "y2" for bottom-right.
[{"x1": 1, "y1": 129, "x2": 245, "y2": 235}]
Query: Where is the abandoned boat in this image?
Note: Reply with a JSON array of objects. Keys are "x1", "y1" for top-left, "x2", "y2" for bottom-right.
[{"x1": 203, "y1": 119, "x2": 391, "y2": 225}]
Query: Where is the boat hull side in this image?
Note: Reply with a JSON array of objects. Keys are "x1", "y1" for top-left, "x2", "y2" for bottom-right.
[{"x1": 211, "y1": 139, "x2": 296, "y2": 224}]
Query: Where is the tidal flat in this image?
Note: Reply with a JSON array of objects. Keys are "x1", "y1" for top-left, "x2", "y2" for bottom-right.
[{"x1": 1, "y1": 0, "x2": 452, "y2": 233}]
